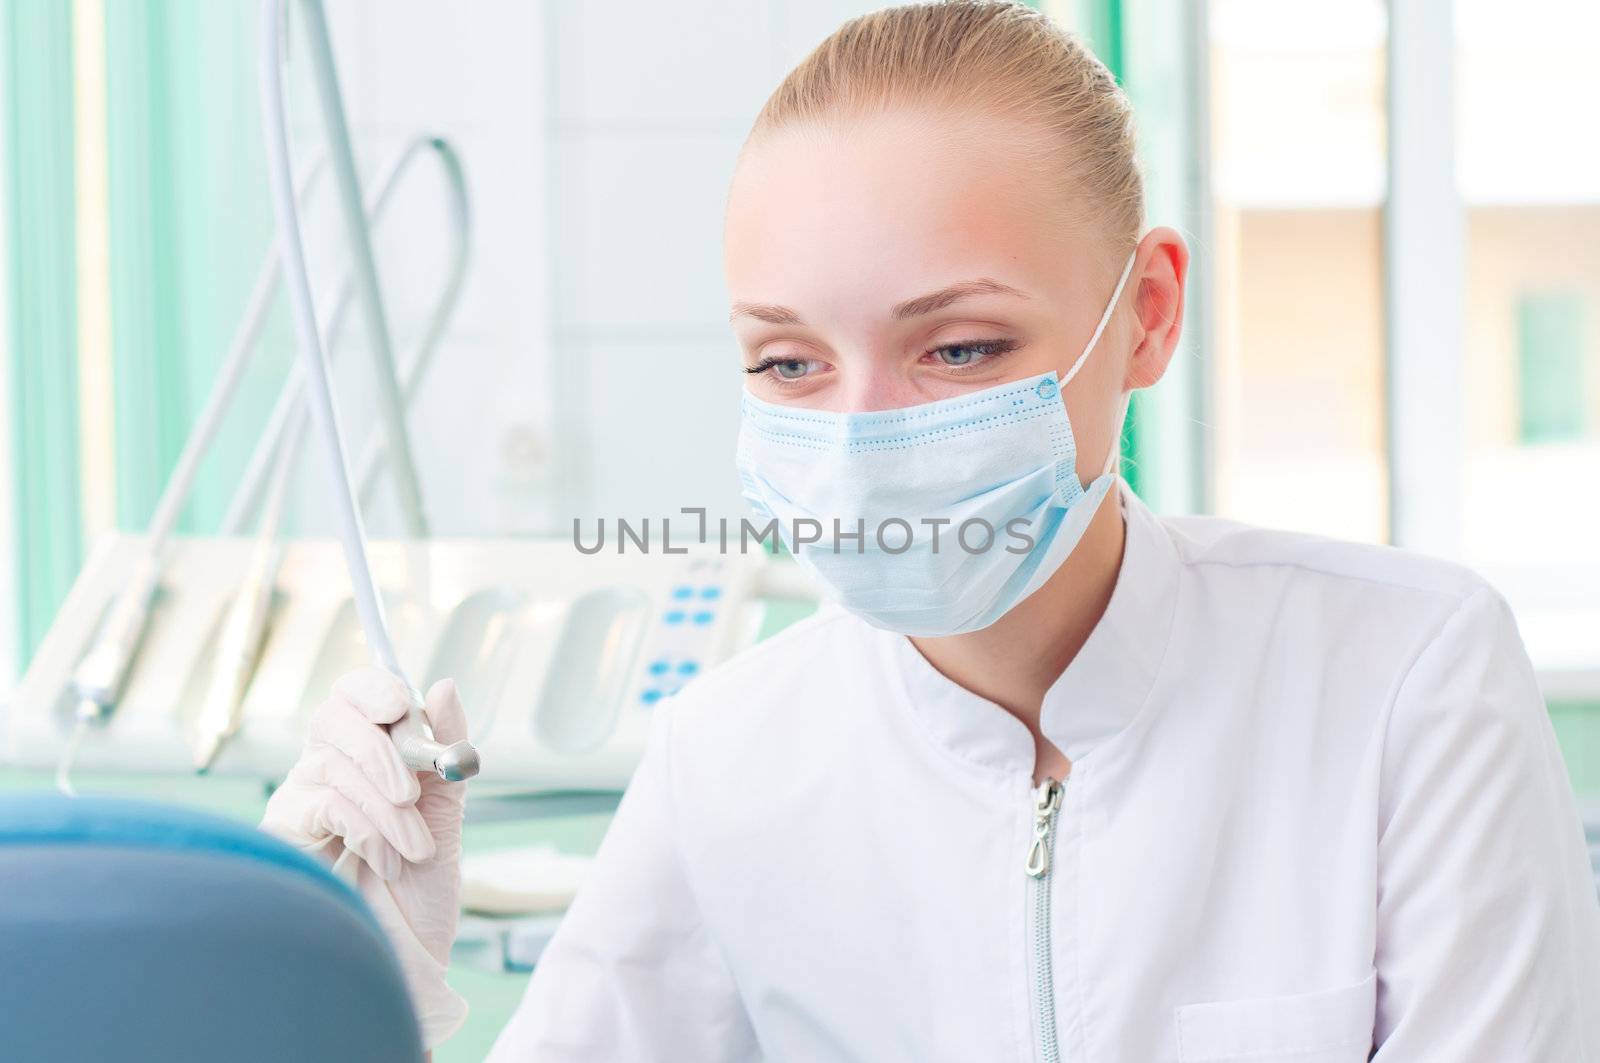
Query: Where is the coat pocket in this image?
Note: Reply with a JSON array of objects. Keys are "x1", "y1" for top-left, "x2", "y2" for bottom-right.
[{"x1": 1175, "y1": 969, "x2": 1377, "y2": 1062}]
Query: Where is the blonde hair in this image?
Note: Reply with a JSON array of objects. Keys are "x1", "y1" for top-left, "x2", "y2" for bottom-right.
[{"x1": 747, "y1": 0, "x2": 1143, "y2": 251}]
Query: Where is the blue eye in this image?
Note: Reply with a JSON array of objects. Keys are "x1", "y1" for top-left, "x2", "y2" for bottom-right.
[
  {"x1": 746, "y1": 356, "x2": 823, "y2": 383},
  {"x1": 930, "y1": 339, "x2": 1016, "y2": 369},
  {"x1": 937, "y1": 345, "x2": 982, "y2": 366}
]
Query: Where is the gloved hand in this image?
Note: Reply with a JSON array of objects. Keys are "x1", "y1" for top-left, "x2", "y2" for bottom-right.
[{"x1": 261, "y1": 667, "x2": 470, "y2": 1048}]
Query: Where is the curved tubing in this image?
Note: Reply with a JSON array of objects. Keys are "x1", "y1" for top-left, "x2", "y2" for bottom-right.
[
  {"x1": 260, "y1": 0, "x2": 478, "y2": 782},
  {"x1": 220, "y1": 135, "x2": 470, "y2": 536},
  {"x1": 296, "y1": 0, "x2": 427, "y2": 536},
  {"x1": 353, "y1": 138, "x2": 469, "y2": 504},
  {"x1": 145, "y1": 156, "x2": 330, "y2": 544}
]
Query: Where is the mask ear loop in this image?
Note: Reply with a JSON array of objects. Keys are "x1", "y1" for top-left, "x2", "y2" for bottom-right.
[
  {"x1": 1103, "y1": 392, "x2": 1133, "y2": 479},
  {"x1": 1060, "y1": 249, "x2": 1139, "y2": 388},
  {"x1": 1056, "y1": 248, "x2": 1140, "y2": 480}
]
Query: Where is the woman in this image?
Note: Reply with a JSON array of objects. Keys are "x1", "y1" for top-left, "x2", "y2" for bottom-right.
[{"x1": 263, "y1": 3, "x2": 1600, "y2": 1059}]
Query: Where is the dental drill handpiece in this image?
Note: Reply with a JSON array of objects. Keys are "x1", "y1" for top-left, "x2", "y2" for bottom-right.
[
  {"x1": 54, "y1": 549, "x2": 162, "y2": 794},
  {"x1": 259, "y1": 0, "x2": 478, "y2": 783},
  {"x1": 70, "y1": 550, "x2": 162, "y2": 726}
]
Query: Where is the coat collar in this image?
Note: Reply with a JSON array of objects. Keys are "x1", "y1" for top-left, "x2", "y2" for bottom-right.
[
  {"x1": 877, "y1": 483, "x2": 1181, "y2": 776},
  {"x1": 1037, "y1": 485, "x2": 1180, "y2": 762}
]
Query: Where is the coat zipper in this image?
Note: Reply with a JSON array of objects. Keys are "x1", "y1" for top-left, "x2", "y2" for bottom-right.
[{"x1": 1025, "y1": 776, "x2": 1064, "y2": 1063}]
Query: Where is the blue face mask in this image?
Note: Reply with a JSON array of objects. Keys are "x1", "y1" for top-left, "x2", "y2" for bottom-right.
[{"x1": 735, "y1": 251, "x2": 1138, "y2": 636}]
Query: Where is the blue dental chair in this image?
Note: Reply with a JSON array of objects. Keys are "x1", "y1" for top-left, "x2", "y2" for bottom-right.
[{"x1": 0, "y1": 793, "x2": 424, "y2": 1062}]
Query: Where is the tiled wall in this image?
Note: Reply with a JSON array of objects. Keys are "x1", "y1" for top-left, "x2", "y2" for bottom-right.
[{"x1": 299, "y1": 0, "x2": 883, "y2": 539}]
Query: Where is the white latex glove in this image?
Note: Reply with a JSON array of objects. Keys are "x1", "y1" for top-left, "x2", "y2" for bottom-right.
[{"x1": 261, "y1": 666, "x2": 470, "y2": 1048}]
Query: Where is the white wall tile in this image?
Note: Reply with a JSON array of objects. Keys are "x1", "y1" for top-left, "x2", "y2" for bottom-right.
[
  {"x1": 365, "y1": 1, "x2": 474, "y2": 135},
  {"x1": 288, "y1": 1, "x2": 831, "y2": 536},
  {"x1": 552, "y1": 131, "x2": 745, "y2": 334},
  {"x1": 568, "y1": 335, "x2": 751, "y2": 525},
  {"x1": 550, "y1": 1, "x2": 777, "y2": 129}
]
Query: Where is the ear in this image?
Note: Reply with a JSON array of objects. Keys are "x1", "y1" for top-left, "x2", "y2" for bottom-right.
[{"x1": 1124, "y1": 227, "x2": 1189, "y2": 391}]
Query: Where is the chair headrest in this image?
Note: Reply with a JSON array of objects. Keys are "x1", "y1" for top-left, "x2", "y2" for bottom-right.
[
  {"x1": 0, "y1": 792, "x2": 375, "y2": 930},
  {"x1": 0, "y1": 792, "x2": 423, "y2": 1062}
]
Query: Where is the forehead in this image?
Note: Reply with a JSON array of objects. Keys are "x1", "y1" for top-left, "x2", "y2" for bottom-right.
[{"x1": 724, "y1": 110, "x2": 1082, "y2": 306}]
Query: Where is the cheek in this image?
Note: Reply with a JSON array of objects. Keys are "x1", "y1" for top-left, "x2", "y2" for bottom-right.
[
  {"x1": 1063, "y1": 389, "x2": 1124, "y2": 480},
  {"x1": 1060, "y1": 339, "x2": 1132, "y2": 474},
  {"x1": 1003, "y1": 347, "x2": 1072, "y2": 381}
]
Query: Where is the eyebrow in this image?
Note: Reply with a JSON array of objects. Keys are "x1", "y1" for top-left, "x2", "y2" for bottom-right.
[
  {"x1": 728, "y1": 277, "x2": 1031, "y2": 327},
  {"x1": 728, "y1": 301, "x2": 805, "y2": 326},
  {"x1": 890, "y1": 278, "x2": 1031, "y2": 320}
]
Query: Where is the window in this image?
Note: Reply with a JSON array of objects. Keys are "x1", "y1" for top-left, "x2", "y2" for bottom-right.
[
  {"x1": 1456, "y1": 0, "x2": 1600, "y2": 576},
  {"x1": 1517, "y1": 292, "x2": 1588, "y2": 445},
  {"x1": 1207, "y1": 0, "x2": 1391, "y2": 543}
]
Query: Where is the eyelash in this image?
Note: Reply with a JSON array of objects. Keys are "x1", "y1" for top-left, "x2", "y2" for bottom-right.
[
  {"x1": 744, "y1": 339, "x2": 1018, "y2": 385},
  {"x1": 928, "y1": 339, "x2": 1017, "y2": 371},
  {"x1": 744, "y1": 355, "x2": 806, "y2": 378}
]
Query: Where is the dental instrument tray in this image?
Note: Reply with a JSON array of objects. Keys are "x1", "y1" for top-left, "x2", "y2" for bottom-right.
[{"x1": 10, "y1": 534, "x2": 808, "y2": 792}]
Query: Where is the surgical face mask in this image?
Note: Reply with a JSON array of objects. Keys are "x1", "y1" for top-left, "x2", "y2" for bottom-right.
[{"x1": 735, "y1": 250, "x2": 1138, "y2": 636}]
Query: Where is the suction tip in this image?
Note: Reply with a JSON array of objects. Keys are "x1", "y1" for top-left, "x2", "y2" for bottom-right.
[
  {"x1": 433, "y1": 740, "x2": 480, "y2": 782},
  {"x1": 74, "y1": 696, "x2": 108, "y2": 724},
  {"x1": 192, "y1": 733, "x2": 222, "y2": 774}
]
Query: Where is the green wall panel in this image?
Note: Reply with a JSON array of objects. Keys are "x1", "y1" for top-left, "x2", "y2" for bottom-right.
[
  {"x1": 105, "y1": 0, "x2": 282, "y2": 535},
  {"x1": 1550, "y1": 700, "x2": 1600, "y2": 799},
  {"x1": 104, "y1": 0, "x2": 184, "y2": 533},
  {"x1": 3, "y1": 0, "x2": 83, "y2": 662},
  {"x1": 1516, "y1": 291, "x2": 1588, "y2": 444},
  {"x1": 1081, "y1": 1, "x2": 1139, "y2": 495}
]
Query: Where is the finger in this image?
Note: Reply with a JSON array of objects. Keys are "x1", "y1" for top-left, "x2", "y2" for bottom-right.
[
  {"x1": 330, "y1": 846, "x2": 361, "y2": 887},
  {"x1": 423, "y1": 678, "x2": 469, "y2": 745},
  {"x1": 309, "y1": 693, "x2": 420, "y2": 805},
  {"x1": 311, "y1": 790, "x2": 402, "y2": 881},
  {"x1": 302, "y1": 745, "x2": 436, "y2": 864},
  {"x1": 260, "y1": 784, "x2": 322, "y2": 850},
  {"x1": 334, "y1": 666, "x2": 414, "y2": 725},
  {"x1": 416, "y1": 786, "x2": 465, "y2": 835},
  {"x1": 268, "y1": 778, "x2": 387, "y2": 875}
]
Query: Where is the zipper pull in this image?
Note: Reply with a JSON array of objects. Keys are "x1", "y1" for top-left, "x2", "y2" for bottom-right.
[{"x1": 1024, "y1": 777, "x2": 1063, "y2": 879}]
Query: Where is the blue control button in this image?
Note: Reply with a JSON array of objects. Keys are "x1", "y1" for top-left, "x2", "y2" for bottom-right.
[
  {"x1": 671, "y1": 585, "x2": 694, "y2": 600},
  {"x1": 664, "y1": 610, "x2": 686, "y2": 625},
  {"x1": 648, "y1": 659, "x2": 670, "y2": 676},
  {"x1": 640, "y1": 689, "x2": 663, "y2": 705},
  {"x1": 699, "y1": 586, "x2": 722, "y2": 601},
  {"x1": 691, "y1": 610, "x2": 714, "y2": 625},
  {"x1": 676, "y1": 660, "x2": 699, "y2": 676}
]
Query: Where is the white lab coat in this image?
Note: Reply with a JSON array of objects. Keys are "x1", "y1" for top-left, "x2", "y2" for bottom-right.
[{"x1": 487, "y1": 487, "x2": 1600, "y2": 1062}]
